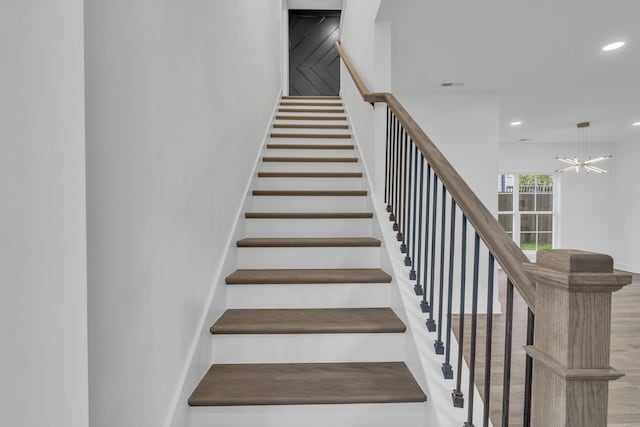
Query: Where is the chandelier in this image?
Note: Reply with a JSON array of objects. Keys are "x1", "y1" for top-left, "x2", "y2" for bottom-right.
[{"x1": 555, "y1": 122, "x2": 612, "y2": 174}]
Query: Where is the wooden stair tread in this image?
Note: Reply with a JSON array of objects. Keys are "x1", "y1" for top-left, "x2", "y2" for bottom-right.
[
  {"x1": 282, "y1": 96, "x2": 341, "y2": 100},
  {"x1": 272, "y1": 124, "x2": 349, "y2": 129},
  {"x1": 278, "y1": 108, "x2": 345, "y2": 113},
  {"x1": 245, "y1": 212, "x2": 373, "y2": 219},
  {"x1": 211, "y1": 308, "x2": 406, "y2": 335},
  {"x1": 225, "y1": 268, "x2": 391, "y2": 285},
  {"x1": 271, "y1": 133, "x2": 351, "y2": 139},
  {"x1": 280, "y1": 102, "x2": 343, "y2": 107},
  {"x1": 266, "y1": 143, "x2": 354, "y2": 150},
  {"x1": 237, "y1": 237, "x2": 380, "y2": 248},
  {"x1": 252, "y1": 190, "x2": 367, "y2": 196},
  {"x1": 258, "y1": 171, "x2": 362, "y2": 178},
  {"x1": 263, "y1": 156, "x2": 357, "y2": 163},
  {"x1": 275, "y1": 115, "x2": 347, "y2": 121},
  {"x1": 188, "y1": 362, "x2": 426, "y2": 406}
]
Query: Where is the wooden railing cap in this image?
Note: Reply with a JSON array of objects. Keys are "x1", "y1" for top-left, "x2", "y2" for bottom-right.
[{"x1": 536, "y1": 249, "x2": 613, "y2": 273}]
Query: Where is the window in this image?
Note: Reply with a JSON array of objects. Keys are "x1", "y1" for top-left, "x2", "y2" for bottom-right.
[{"x1": 498, "y1": 174, "x2": 554, "y2": 251}]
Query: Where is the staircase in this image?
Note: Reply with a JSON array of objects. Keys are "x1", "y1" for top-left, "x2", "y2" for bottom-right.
[{"x1": 187, "y1": 96, "x2": 427, "y2": 427}]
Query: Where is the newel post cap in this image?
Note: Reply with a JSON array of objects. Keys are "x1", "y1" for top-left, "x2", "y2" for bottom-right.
[
  {"x1": 522, "y1": 249, "x2": 632, "y2": 292},
  {"x1": 537, "y1": 249, "x2": 613, "y2": 273}
]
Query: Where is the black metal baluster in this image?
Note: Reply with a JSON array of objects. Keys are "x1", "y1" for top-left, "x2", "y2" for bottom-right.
[
  {"x1": 426, "y1": 175, "x2": 439, "y2": 332},
  {"x1": 385, "y1": 106, "x2": 391, "y2": 210},
  {"x1": 501, "y1": 279, "x2": 514, "y2": 427},
  {"x1": 410, "y1": 145, "x2": 419, "y2": 280},
  {"x1": 464, "y1": 233, "x2": 481, "y2": 427},
  {"x1": 434, "y1": 183, "x2": 447, "y2": 350},
  {"x1": 389, "y1": 117, "x2": 400, "y2": 226},
  {"x1": 393, "y1": 125, "x2": 404, "y2": 232},
  {"x1": 398, "y1": 130, "x2": 407, "y2": 250},
  {"x1": 402, "y1": 136, "x2": 411, "y2": 259},
  {"x1": 442, "y1": 199, "x2": 457, "y2": 378},
  {"x1": 523, "y1": 309, "x2": 535, "y2": 427},
  {"x1": 395, "y1": 119, "x2": 402, "y2": 227},
  {"x1": 420, "y1": 165, "x2": 432, "y2": 312},
  {"x1": 452, "y1": 215, "x2": 467, "y2": 408},
  {"x1": 388, "y1": 114, "x2": 397, "y2": 222},
  {"x1": 482, "y1": 253, "x2": 495, "y2": 427},
  {"x1": 414, "y1": 156, "x2": 425, "y2": 295}
]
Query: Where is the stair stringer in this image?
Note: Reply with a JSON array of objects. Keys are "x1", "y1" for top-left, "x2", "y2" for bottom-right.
[
  {"x1": 342, "y1": 97, "x2": 491, "y2": 427},
  {"x1": 164, "y1": 92, "x2": 282, "y2": 427}
]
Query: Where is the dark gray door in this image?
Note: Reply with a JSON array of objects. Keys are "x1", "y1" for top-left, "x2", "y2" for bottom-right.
[{"x1": 289, "y1": 10, "x2": 341, "y2": 96}]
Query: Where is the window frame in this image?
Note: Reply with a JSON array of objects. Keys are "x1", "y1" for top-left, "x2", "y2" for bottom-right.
[{"x1": 498, "y1": 173, "x2": 557, "y2": 254}]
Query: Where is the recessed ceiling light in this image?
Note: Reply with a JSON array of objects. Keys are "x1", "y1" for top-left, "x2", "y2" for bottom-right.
[
  {"x1": 633, "y1": 122, "x2": 640, "y2": 126},
  {"x1": 602, "y1": 41, "x2": 625, "y2": 51},
  {"x1": 510, "y1": 121, "x2": 522, "y2": 126}
]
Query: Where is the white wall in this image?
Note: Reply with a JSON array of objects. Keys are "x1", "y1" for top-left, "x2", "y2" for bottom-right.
[
  {"x1": 398, "y1": 94, "x2": 500, "y2": 212},
  {"x1": 339, "y1": 0, "x2": 382, "y2": 194},
  {"x1": 396, "y1": 94, "x2": 501, "y2": 314},
  {"x1": 341, "y1": 3, "x2": 501, "y2": 307},
  {"x1": 611, "y1": 140, "x2": 640, "y2": 272},
  {"x1": 84, "y1": 1, "x2": 282, "y2": 426},
  {"x1": 0, "y1": 2, "x2": 88, "y2": 427},
  {"x1": 499, "y1": 142, "x2": 614, "y2": 257}
]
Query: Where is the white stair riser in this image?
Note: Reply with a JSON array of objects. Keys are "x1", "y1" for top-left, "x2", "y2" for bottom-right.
[
  {"x1": 260, "y1": 161, "x2": 359, "y2": 172},
  {"x1": 278, "y1": 106, "x2": 344, "y2": 111},
  {"x1": 190, "y1": 403, "x2": 427, "y2": 427},
  {"x1": 256, "y1": 177, "x2": 363, "y2": 190},
  {"x1": 276, "y1": 110, "x2": 345, "y2": 116},
  {"x1": 280, "y1": 99, "x2": 343, "y2": 104},
  {"x1": 271, "y1": 128, "x2": 350, "y2": 135},
  {"x1": 237, "y1": 247, "x2": 380, "y2": 269},
  {"x1": 212, "y1": 333, "x2": 403, "y2": 364},
  {"x1": 273, "y1": 121, "x2": 349, "y2": 128},
  {"x1": 269, "y1": 137, "x2": 351, "y2": 145},
  {"x1": 245, "y1": 218, "x2": 373, "y2": 237},
  {"x1": 265, "y1": 149, "x2": 355, "y2": 157},
  {"x1": 251, "y1": 196, "x2": 368, "y2": 212},
  {"x1": 226, "y1": 283, "x2": 390, "y2": 309}
]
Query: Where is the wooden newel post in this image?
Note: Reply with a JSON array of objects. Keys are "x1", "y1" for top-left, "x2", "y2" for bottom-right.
[{"x1": 522, "y1": 249, "x2": 632, "y2": 427}]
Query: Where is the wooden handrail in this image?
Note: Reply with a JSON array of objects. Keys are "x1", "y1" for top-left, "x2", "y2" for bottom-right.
[{"x1": 336, "y1": 41, "x2": 536, "y2": 309}]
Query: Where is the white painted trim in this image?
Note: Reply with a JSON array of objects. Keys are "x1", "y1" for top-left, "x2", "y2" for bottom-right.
[
  {"x1": 163, "y1": 91, "x2": 282, "y2": 427},
  {"x1": 281, "y1": 1, "x2": 289, "y2": 96}
]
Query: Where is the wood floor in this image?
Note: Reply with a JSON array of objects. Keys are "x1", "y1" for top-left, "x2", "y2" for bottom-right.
[{"x1": 451, "y1": 271, "x2": 640, "y2": 427}]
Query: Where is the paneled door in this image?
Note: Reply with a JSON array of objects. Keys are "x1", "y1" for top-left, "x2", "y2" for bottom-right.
[{"x1": 289, "y1": 10, "x2": 341, "y2": 96}]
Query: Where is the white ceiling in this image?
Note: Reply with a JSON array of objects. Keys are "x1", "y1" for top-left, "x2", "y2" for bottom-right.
[{"x1": 378, "y1": 0, "x2": 640, "y2": 145}]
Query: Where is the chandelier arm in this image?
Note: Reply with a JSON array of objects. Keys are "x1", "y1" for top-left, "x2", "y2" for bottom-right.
[
  {"x1": 556, "y1": 157, "x2": 579, "y2": 165},
  {"x1": 585, "y1": 165, "x2": 609, "y2": 174},
  {"x1": 556, "y1": 165, "x2": 577, "y2": 173},
  {"x1": 583, "y1": 155, "x2": 613, "y2": 165}
]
